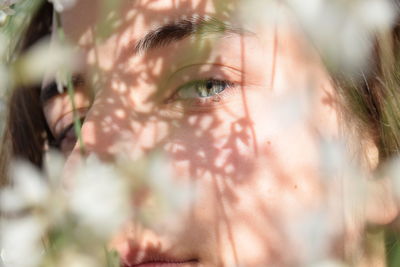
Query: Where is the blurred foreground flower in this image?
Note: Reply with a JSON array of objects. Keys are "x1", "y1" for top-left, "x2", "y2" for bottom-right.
[
  {"x1": 0, "y1": 153, "x2": 126, "y2": 267},
  {"x1": 117, "y1": 153, "x2": 195, "y2": 230},
  {"x1": 287, "y1": 0, "x2": 396, "y2": 75},
  {"x1": 1, "y1": 217, "x2": 45, "y2": 267},
  {"x1": 383, "y1": 156, "x2": 400, "y2": 204},
  {"x1": 69, "y1": 156, "x2": 131, "y2": 239},
  {"x1": 0, "y1": 0, "x2": 19, "y2": 14},
  {"x1": 238, "y1": 0, "x2": 396, "y2": 76},
  {"x1": 15, "y1": 37, "x2": 77, "y2": 87},
  {"x1": 1, "y1": 160, "x2": 51, "y2": 213},
  {"x1": 47, "y1": 0, "x2": 76, "y2": 12},
  {"x1": 0, "y1": 0, "x2": 20, "y2": 25},
  {"x1": 0, "y1": 160, "x2": 55, "y2": 267},
  {"x1": 0, "y1": 151, "x2": 194, "y2": 267}
]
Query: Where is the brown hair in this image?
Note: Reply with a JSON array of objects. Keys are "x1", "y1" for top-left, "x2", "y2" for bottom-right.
[
  {"x1": 336, "y1": 21, "x2": 400, "y2": 162},
  {"x1": 0, "y1": 2, "x2": 53, "y2": 186}
]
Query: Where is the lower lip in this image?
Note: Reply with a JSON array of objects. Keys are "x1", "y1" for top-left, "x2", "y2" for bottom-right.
[{"x1": 127, "y1": 260, "x2": 199, "y2": 267}]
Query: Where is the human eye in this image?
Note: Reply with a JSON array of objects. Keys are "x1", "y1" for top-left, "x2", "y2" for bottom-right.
[
  {"x1": 176, "y1": 78, "x2": 234, "y2": 99},
  {"x1": 166, "y1": 77, "x2": 237, "y2": 110},
  {"x1": 50, "y1": 116, "x2": 85, "y2": 155},
  {"x1": 161, "y1": 62, "x2": 244, "y2": 110},
  {"x1": 43, "y1": 75, "x2": 92, "y2": 155}
]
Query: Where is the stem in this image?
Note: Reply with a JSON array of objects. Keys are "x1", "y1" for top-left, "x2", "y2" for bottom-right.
[
  {"x1": 55, "y1": 11, "x2": 85, "y2": 155},
  {"x1": 66, "y1": 75, "x2": 85, "y2": 155}
]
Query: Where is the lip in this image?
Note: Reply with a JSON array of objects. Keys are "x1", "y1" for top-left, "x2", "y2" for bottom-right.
[
  {"x1": 120, "y1": 247, "x2": 199, "y2": 267},
  {"x1": 124, "y1": 259, "x2": 199, "y2": 267}
]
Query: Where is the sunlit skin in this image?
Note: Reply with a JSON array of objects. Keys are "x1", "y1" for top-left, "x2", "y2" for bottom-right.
[{"x1": 41, "y1": 0, "x2": 398, "y2": 266}]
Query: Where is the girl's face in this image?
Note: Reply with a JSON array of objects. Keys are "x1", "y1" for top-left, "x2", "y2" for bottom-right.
[{"x1": 42, "y1": 0, "x2": 368, "y2": 266}]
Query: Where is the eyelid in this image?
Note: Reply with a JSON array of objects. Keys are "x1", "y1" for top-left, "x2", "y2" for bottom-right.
[
  {"x1": 164, "y1": 80, "x2": 241, "y2": 113},
  {"x1": 167, "y1": 78, "x2": 234, "y2": 100},
  {"x1": 161, "y1": 63, "x2": 243, "y2": 100},
  {"x1": 167, "y1": 63, "x2": 243, "y2": 81}
]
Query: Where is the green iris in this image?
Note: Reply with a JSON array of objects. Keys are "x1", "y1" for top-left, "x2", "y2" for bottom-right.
[{"x1": 177, "y1": 79, "x2": 231, "y2": 99}]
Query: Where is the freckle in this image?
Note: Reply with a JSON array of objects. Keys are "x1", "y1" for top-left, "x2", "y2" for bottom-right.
[
  {"x1": 294, "y1": 185, "x2": 298, "y2": 189},
  {"x1": 267, "y1": 141, "x2": 271, "y2": 145}
]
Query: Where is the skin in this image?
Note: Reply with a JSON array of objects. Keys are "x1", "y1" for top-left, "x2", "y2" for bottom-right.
[{"x1": 42, "y1": 0, "x2": 398, "y2": 266}]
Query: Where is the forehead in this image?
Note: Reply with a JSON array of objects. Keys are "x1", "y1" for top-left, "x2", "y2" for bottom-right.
[
  {"x1": 61, "y1": 0, "x2": 236, "y2": 43},
  {"x1": 58, "y1": 0, "x2": 319, "y2": 100}
]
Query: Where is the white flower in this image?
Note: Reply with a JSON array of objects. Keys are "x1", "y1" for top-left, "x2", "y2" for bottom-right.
[
  {"x1": 19, "y1": 37, "x2": 77, "y2": 86},
  {"x1": 287, "y1": 206, "x2": 344, "y2": 265},
  {"x1": 58, "y1": 250, "x2": 100, "y2": 267},
  {"x1": 238, "y1": 0, "x2": 396, "y2": 75},
  {"x1": 0, "y1": 10, "x2": 7, "y2": 25},
  {"x1": 122, "y1": 153, "x2": 195, "y2": 229},
  {"x1": 285, "y1": 0, "x2": 396, "y2": 74},
  {"x1": 0, "y1": 0, "x2": 19, "y2": 25},
  {"x1": 69, "y1": 156, "x2": 131, "y2": 239},
  {"x1": 48, "y1": 0, "x2": 77, "y2": 12},
  {"x1": 0, "y1": 161, "x2": 49, "y2": 213},
  {"x1": 148, "y1": 154, "x2": 192, "y2": 209},
  {"x1": 353, "y1": 0, "x2": 396, "y2": 31},
  {"x1": 384, "y1": 156, "x2": 400, "y2": 201},
  {"x1": 44, "y1": 149, "x2": 65, "y2": 184},
  {"x1": 0, "y1": 0, "x2": 20, "y2": 15},
  {"x1": 0, "y1": 217, "x2": 44, "y2": 267}
]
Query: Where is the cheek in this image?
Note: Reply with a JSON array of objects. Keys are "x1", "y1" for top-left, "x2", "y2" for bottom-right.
[
  {"x1": 77, "y1": 112, "x2": 170, "y2": 161},
  {"x1": 165, "y1": 116, "x2": 256, "y2": 182},
  {"x1": 218, "y1": 84, "x2": 340, "y2": 216}
]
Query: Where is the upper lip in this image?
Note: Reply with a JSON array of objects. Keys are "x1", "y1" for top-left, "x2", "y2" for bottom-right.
[{"x1": 120, "y1": 246, "x2": 199, "y2": 267}]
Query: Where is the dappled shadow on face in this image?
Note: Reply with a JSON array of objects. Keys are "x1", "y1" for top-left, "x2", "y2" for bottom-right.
[{"x1": 58, "y1": 0, "x2": 348, "y2": 265}]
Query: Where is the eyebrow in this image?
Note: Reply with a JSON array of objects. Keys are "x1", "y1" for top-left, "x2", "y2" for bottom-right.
[
  {"x1": 134, "y1": 15, "x2": 241, "y2": 54},
  {"x1": 41, "y1": 16, "x2": 242, "y2": 105}
]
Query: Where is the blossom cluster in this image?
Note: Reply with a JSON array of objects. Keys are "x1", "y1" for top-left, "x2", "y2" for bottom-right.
[
  {"x1": 0, "y1": 152, "x2": 193, "y2": 267},
  {"x1": 0, "y1": 0, "x2": 399, "y2": 266},
  {"x1": 239, "y1": 0, "x2": 396, "y2": 75}
]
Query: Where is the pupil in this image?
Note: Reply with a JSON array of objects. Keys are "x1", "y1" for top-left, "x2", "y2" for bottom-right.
[{"x1": 206, "y1": 80, "x2": 213, "y2": 90}]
